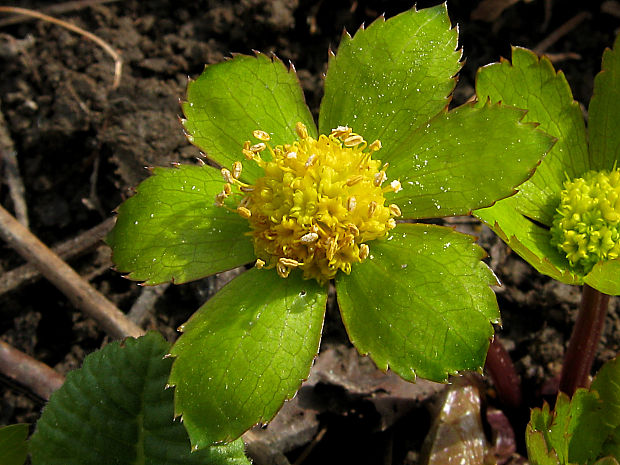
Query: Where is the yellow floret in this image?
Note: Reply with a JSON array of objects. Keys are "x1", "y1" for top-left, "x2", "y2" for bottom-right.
[
  {"x1": 551, "y1": 168, "x2": 620, "y2": 275},
  {"x1": 217, "y1": 122, "x2": 402, "y2": 283}
]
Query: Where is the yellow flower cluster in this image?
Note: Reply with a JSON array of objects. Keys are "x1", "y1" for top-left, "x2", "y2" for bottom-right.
[
  {"x1": 551, "y1": 168, "x2": 620, "y2": 274},
  {"x1": 217, "y1": 122, "x2": 402, "y2": 283}
]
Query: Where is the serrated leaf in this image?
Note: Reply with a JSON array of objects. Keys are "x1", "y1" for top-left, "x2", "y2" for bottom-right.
[
  {"x1": 526, "y1": 361, "x2": 620, "y2": 465},
  {"x1": 475, "y1": 202, "x2": 581, "y2": 285},
  {"x1": 385, "y1": 102, "x2": 553, "y2": 218},
  {"x1": 107, "y1": 165, "x2": 255, "y2": 285},
  {"x1": 182, "y1": 53, "x2": 316, "y2": 182},
  {"x1": 590, "y1": 356, "x2": 620, "y2": 457},
  {"x1": 589, "y1": 34, "x2": 620, "y2": 172},
  {"x1": 526, "y1": 430, "x2": 563, "y2": 465},
  {"x1": 319, "y1": 3, "x2": 461, "y2": 159},
  {"x1": 568, "y1": 389, "x2": 610, "y2": 464},
  {"x1": 29, "y1": 332, "x2": 250, "y2": 465},
  {"x1": 475, "y1": 47, "x2": 589, "y2": 225},
  {"x1": 0, "y1": 424, "x2": 28, "y2": 465},
  {"x1": 526, "y1": 394, "x2": 576, "y2": 465},
  {"x1": 169, "y1": 268, "x2": 326, "y2": 448},
  {"x1": 335, "y1": 223, "x2": 499, "y2": 382},
  {"x1": 526, "y1": 403, "x2": 562, "y2": 465}
]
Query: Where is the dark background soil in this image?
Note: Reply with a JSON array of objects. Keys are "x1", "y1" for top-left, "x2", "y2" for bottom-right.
[{"x1": 0, "y1": 0, "x2": 619, "y2": 464}]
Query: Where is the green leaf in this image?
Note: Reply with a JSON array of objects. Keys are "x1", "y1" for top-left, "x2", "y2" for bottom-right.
[
  {"x1": 475, "y1": 47, "x2": 589, "y2": 225},
  {"x1": 182, "y1": 53, "x2": 316, "y2": 182},
  {"x1": 336, "y1": 223, "x2": 499, "y2": 382},
  {"x1": 585, "y1": 259, "x2": 620, "y2": 296},
  {"x1": 527, "y1": 396, "x2": 579, "y2": 465},
  {"x1": 475, "y1": 202, "x2": 581, "y2": 286},
  {"x1": 29, "y1": 332, "x2": 250, "y2": 465},
  {"x1": 568, "y1": 389, "x2": 610, "y2": 464},
  {"x1": 525, "y1": 357, "x2": 620, "y2": 465},
  {"x1": 386, "y1": 102, "x2": 553, "y2": 218},
  {"x1": 319, "y1": 3, "x2": 461, "y2": 159},
  {"x1": 601, "y1": 428, "x2": 620, "y2": 461},
  {"x1": 526, "y1": 401, "x2": 564, "y2": 465},
  {"x1": 589, "y1": 34, "x2": 620, "y2": 172},
  {"x1": 0, "y1": 424, "x2": 28, "y2": 465},
  {"x1": 107, "y1": 165, "x2": 255, "y2": 285},
  {"x1": 590, "y1": 356, "x2": 620, "y2": 457},
  {"x1": 169, "y1": 268, "x2": 326, "y2": 448}
]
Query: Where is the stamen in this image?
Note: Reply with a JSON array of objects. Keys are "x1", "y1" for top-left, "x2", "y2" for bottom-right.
[
  {"x1": 389, "y1": 204, "x2": 402, "y2": 217},
  {"x1": 232, "y1": 161, "x2": 243, "y2": 179},
  {"x1": 250, "y1": 142, "x2": 266, "y2": 153},
  {"x1": 359, "y1": 244, "x2": 369, "y2": 260},
  {"x1": 253, "y1": 130, "x2": 271, "y2": 141},
  {"x1": 215, "y1": 192, "x2": 227, "y2": 206},
  {"x1": 300, "y1": 232, "x2": 319, "y2": 244},
  {"x1": 305, "y1": 154, "x2": 317, "y2": 167},
  {"x1": 256, "y1": 258, "x2": 265, "y2": 269},
  {"x1": 374, "y1": 171, "x2": 387, "y2": 187},
  {"x1": 347, "y1": 196, "x2": 357, "y2": 212},
  {"x1": 221, "y1": 168, "x2": 234, "y2": 183},
  {"x1": 277, "y1": 262, "x2": 291, "y2": 278},
  {"x1": 390, "y1": 180, "x2": 402, "y2": 193},
  {"x1": 343, "y1": 135, "x2": 364, "y2": 147},
  {"x1": 327, "y1": 238, "x2": 338, "y2": 261},
  {"x1": 347, "y1": 223, "x2": 360, "y2": 236},
  {"x1": 346, "y1": 175, "x2": 363, "y2": 186},
  {"x1": 369, "y1": 140, "x2": 381, "y2": 151},
  {"x1": 279, "y1": 257, "x2": 300, "y2": 268},
  {"x1": 296, "y1": 122, "x2": 308, "y2": 139},
  {"x1": 286, "y1": 151, "x2": 297, "y2": 159},
  {"x1": 331, "y1": 126, "x2": 351, "y2": 138},
  {"x1": 368, "y1": 201, "x2": 377, "y2": 217},
  {"x1": 237, "y1": 206, "x2": 251, "y2": 218}
]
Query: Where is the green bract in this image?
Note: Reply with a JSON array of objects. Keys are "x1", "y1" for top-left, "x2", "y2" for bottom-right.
[
  {"x1": 526, "y1": 356, "x2": 620, "y2": 465},
  {"x1": 474, "y1": 35, "x2": 620, "y2": 295},
  {"x1": 107, "y1": 4, "x2": 553, "y2": 448}
]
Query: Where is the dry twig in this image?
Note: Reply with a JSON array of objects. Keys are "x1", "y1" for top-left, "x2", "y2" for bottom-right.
[
  {"x1": 0, "y1": 217, "x2": 115, "y2": 296},
  {"x1": 0, "y1": 103, "x2": 28, "y2": 228},
  {"x1": 533, "y1": 11, "x2": 592, "y2": 55},
  {"x1": 0, "y1": 0, "x2": 121, "y2": 27},
  {"x1": 128, "y1": 283, "x2": 171, "y2": 326},
  {"x1": 0, "y1": 340, "x2": 65, "y2": 400},
  {"x1": 0, "y1": 5, "x2": 123, "y2": 88},
  {"x1": 0, "y1": 205, "x2": 143, "y2": 339}
]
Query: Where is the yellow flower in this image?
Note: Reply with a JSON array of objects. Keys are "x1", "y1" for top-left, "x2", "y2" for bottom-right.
[{"x1": 217, "y1": 122, "x2": 401, "y2": 283}]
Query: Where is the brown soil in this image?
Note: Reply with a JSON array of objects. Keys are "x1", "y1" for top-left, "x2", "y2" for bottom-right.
[{"x1": 1, "y1": 1, "x2": 618, "y2": 463}]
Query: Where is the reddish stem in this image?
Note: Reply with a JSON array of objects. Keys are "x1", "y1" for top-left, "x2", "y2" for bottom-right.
[
  {"x1": 559, "y1": 284, "x2": 610, "y2": 397},
  {"x1": 485, "y1": 335, "x2": 523, "y2": 410}
]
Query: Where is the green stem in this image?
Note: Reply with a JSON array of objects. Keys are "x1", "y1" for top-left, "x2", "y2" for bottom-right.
[
  {"x1": 559, "y1": 284, "x2": 610, "y2": 397},
  {"x1": 485, "y1": 335, "x2": 522, "y2": 410}
]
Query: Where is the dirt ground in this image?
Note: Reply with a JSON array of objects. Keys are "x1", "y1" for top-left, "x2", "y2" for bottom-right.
[{"x1": 1, "y1": 0, "x2": 619, "y2": 463}]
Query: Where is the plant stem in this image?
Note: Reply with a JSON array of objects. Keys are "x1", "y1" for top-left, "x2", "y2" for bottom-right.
[
  {"x1": 485, "y1": 335, "x2": 522, "y2": 410},
  {"x1": 559, "y1": 284, "x2": 610, "y2": 397}
]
